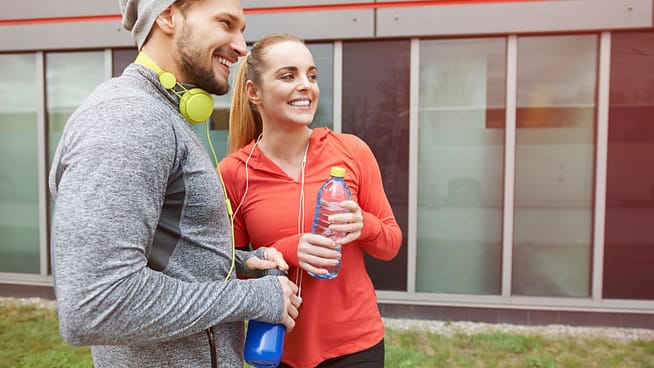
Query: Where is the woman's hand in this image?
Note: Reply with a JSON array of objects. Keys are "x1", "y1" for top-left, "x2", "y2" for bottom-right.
[
  {"x1": 329, "y1": 200, "x2": 363, "y2": 245},
  {"x1": 297, "y1": 233, "x2": 340, "y2": 276},
  {"x1": 245, "y1": 247, "x2": 289, "y2": 272},
  {"x1": 297, "y1": 200, "x2": 363, "y2": 275}
]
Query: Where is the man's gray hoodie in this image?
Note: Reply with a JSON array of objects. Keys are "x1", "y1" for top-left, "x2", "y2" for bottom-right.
[{"x1": 49, "y1": 63, "x2": 284, "y2": 367}]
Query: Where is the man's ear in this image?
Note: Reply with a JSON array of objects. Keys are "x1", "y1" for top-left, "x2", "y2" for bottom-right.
[
  {"x1": 246, "y1": 80, "x2": 261, "y2": 105},
  {"x1": 154, "y1": 7, "x2": 176, "y2": 35}
]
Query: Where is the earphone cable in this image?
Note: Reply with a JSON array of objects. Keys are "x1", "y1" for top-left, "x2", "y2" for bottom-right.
[
  {"x1": 205, "y1": 121, "x2": 235, "y2": 368},
  {"x1": 295, "y1": 140, "x2": 309, "y2": 301},
  {"x1": 205, "y1": 121, "x2": 220, "y2": 168},
  {"x1": 232, "y1": 134, "x2": 261, "y2": 219}
]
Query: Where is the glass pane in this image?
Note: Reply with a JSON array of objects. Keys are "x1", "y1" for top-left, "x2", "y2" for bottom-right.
[
  {"x1": 198, "y1": 43, "x2": 334, "y2": 163},
  {"x1": 113, "y1": 48, "x2": 138, "y2": 77},
  {"x1": 604, "y1": 31, "x2": 654, "y2": 300},
  {"x1": 47, "y1": 52, "x2": 106, "y2": 167},
  {"x1": 308, "y1": 43, "x2": 333, "y2": 130},
  {"x1": 0, "y1": 54, "x2": 40, "y2": 274},
  {"x1": 513, "y1": 35, "x2": 597, "y2": 297},
  {"x1": 416, "y1": 38, "x2": 506, "y2": 294},
  {"x1": 342, "y1": 40, "x2": 409, "y2": 291}
]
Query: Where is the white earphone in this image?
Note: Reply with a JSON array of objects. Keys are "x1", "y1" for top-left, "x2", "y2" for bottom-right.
[{"x1": 232, "y1": 134, "x2": 309, "y2": 299}]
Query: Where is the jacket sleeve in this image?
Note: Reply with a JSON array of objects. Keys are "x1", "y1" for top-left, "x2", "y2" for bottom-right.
[
  {"x1": 49, "y1": 102, "x2": 284, "y2": 346},
  {"x1": 351, "y1": 136, "x2": 403, "y2": 261},
  {"x1": 220, "y1": 156, "x2": 251, "y2": 250}
]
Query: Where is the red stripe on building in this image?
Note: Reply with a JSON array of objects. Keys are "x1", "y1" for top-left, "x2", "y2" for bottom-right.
[
  {"x1": 245, "y1": 0, "x2": 551, "y2": 14},
  {"x1": 0, "y1": 0, "x2": 553, "y2": 26},
  {"x1": 0, "y1": 14, "x2": 121, "y2": 26}
]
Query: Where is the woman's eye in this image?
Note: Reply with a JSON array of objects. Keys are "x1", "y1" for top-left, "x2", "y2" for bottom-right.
[
  {"x1": 309, "y1": 74, "x2": 318, "y2": 81},
  {"x1": 281, "y1": 74, "x2": 294, "y2": 81}
]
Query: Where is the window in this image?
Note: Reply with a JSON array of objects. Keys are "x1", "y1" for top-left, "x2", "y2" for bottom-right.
[
  {"x1": 416, "y1": 38, "x2": 506, "y2": 294},
  {"x1": 47, "y1": 51, "x2": 106, "y2": 167},
  {"x1": 603, "y1": 31, "x2": 654, "y2": 300},
  {"x1": 308, "y1": 43, "x2": 334, "y2": 130},
  {"x1": 342, "y1": 40, "x2": 410, "y2": 291},
  {"x1": 113, "y1": 48, "x2": 138, "y2": 77},
  {"x1": 512, "y1": 35, "x2": 597, "y2": 297},
  {"x1": 0, "y1": 54, "x2": 40, "y2": 274}
]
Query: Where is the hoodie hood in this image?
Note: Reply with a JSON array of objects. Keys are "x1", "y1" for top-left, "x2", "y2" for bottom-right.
[{"x1": 229, "y1": 127, "x2": 333, "y2": 175}]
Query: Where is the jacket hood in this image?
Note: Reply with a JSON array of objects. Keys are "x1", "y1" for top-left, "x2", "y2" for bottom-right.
[{"x1": 229, "y1": 127, "x2": 333, "y2": 169}]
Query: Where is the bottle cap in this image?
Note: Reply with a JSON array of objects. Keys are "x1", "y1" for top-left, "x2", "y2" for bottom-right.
[
  {"x1": 330, "y1": 166, "x2": 346, "y2": 178},
  {"x1": 262, "y1": 268, "x2": 288, "y2": 278}
]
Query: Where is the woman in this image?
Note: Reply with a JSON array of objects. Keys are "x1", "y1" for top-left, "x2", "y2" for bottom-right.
[{"x1": 219, "y1": 33, "x2": 402, "y2": 368}]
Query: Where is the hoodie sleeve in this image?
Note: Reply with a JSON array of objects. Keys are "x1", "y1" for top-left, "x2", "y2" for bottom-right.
[
  {"x1": 49, "y1": 96, "x2": 284, "y2": 346},
  {"x1": 349, "y1": 135, "x2": 403, "y2": 261},
  {"x1": 220, "y1": 155, "x2": 251, "y2": 250}
]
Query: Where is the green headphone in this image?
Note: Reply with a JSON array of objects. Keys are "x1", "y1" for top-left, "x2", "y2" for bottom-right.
[{"x1": 135, "y1": 52, "x2": 214, "y2": 124}]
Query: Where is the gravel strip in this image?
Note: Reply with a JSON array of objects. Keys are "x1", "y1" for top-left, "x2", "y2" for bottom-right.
[
  {"x1": 2, "y1": 297, "x2": 652, "y2": 342},
  {"x1": 383, "y1": 317, "x2": 654, "y2": 342},
  {"x1": 0, "y1": 296, "x2": 57, "y2": 310}
]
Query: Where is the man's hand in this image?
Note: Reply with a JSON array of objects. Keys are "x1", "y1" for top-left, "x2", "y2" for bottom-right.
[
  {"x1": 277, "y1": 276, "x2": 301, "y2": 332},
  {"x1": 245, "y1": 247, "x2": 289, "y2": 272}
]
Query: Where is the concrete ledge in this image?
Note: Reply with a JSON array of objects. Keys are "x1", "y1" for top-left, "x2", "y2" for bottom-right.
[{"x1": 0, "y1": 283, "x2": 55, "y2": 300}]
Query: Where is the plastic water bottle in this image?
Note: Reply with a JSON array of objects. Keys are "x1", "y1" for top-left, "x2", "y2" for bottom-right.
[
  {"x1": 244, "y1": 268, "x2": 287, "y2": 368},
  {"x1": 309, "y1": 166, "x2": 351, "y2": 280}
]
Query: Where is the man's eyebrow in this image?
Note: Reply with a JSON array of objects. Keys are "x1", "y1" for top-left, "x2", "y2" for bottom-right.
[{"x1": 218, "y1": 12, "x2": 246, "y2": 32}]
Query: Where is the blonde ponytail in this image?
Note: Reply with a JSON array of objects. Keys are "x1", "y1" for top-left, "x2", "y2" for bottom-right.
[{"x1": 228, "y1": 54, "x2": 261, "y2": 154}]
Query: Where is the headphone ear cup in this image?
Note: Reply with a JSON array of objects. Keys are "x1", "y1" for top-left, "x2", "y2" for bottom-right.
[{"x1": 179, "y1": 88, "x2": 214, "y2": 124}]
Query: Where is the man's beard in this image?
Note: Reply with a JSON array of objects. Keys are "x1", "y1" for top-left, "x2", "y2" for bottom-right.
[{"x1": 176, "y1": 24, "x2": 230, "y2": 96}]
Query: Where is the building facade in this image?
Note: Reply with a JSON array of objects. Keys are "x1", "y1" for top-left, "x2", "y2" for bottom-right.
[{"x1": 1, "y1": 0, "x2": 653, "y2": 328}]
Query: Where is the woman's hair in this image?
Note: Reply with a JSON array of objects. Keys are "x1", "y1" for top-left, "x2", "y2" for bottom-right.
[{"x1": 228, "y1": 33, "x2": 305, "y2": 154}]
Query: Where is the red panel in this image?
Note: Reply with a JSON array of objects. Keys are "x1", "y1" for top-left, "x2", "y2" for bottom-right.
[{"x1": 603, "y1": 31, "x2": 654, "y2": 300}]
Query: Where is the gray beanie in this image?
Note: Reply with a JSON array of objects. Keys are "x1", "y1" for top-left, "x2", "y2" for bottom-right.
[{"x1": 119, "y1": 0, "x2": 177, "y2": 50}]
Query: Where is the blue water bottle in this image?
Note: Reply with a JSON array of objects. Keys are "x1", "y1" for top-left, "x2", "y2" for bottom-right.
[
  {"x1": 309, "y1": 166, "x2": 351, "y2": 279},
  {"x1": 244, "y1": 268, "x2": 287, "y2": 368}
]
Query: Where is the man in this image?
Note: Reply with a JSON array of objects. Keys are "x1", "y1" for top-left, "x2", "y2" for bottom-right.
[{"x1": 48, "y1": 0, "x2": 301, "y2": 367}]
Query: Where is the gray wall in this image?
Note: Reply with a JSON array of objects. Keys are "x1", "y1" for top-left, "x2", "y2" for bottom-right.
[{"x1": 1, "y1": 0, "x2": 652, "y2": 51}]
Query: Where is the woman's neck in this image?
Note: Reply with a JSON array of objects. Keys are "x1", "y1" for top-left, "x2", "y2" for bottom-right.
[
  {"x1": 257, "y1": 127, "x2": 312, "y2": 180},
  {"x1": 258, "y1": 128, "x2": 311, "y2": 160}
]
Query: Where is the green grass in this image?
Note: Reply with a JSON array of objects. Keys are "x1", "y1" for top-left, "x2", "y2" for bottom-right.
[
  {"x1": 1, "y1": 302, "x2": 653, "y2": 368},
  {"x1": 0, "y1": 304, "x2": 93, "y2": 368},
  {"x1": 384, "y1": 329, "x2": 654, "y2": 368}
]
